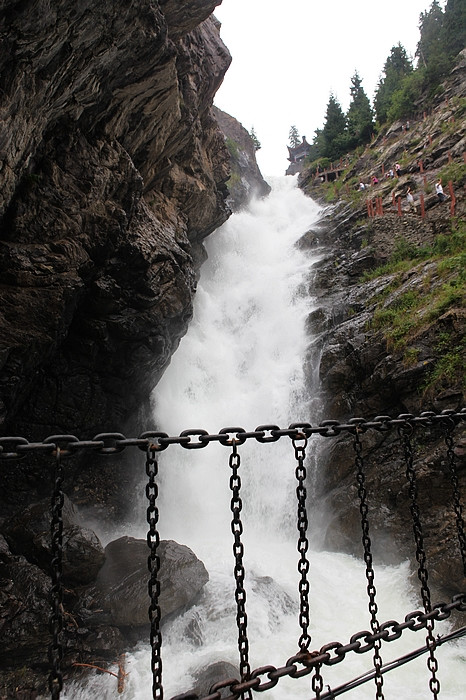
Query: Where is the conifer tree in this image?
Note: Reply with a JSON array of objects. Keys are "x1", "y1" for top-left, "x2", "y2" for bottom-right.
[
  {"x1": 346, "y1": 71, "x2": 373, "y2": 149},
  {"x1": 442, "y1": 0, "x2": 465, "y2": 62},
  {"x1": 374, "y1": 43, "x2": 413, "y2": 124},
  {"x1": 288, "y1": 125, "x2": 301, "y2": 148},
  {"x1": 416, "y1": 0, "x2": 445, "y2": 69},
  {"x1": 250, "y1": 126, "x2": 261, "y2": 151},
  {"x1": 414, "y1": 0, "x2": 465, "y2": 92},
  {"x1": 322, "y1": 93, "x2": 348, "y2": 161}
]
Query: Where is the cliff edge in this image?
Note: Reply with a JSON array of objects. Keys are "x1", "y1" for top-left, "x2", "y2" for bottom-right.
[{"x1": 0, "y1": 0, "x2": 231, "y2": 443}]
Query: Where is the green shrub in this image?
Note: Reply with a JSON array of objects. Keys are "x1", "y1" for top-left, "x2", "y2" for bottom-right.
[
  {"x1": 438, "y1": 162, "x2": 466, "y2": 188},
  {"x1": 225, "y1": 137, "x2": 239, "y2": 159}
]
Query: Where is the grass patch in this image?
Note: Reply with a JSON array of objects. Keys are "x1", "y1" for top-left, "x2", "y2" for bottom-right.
[
  {"x1": 438, "y1": 162, "x2": 466, "y2": 188},
  {"x1": 422, "y1": 333, "x2": 466, "y2": 396},
  {"x1": 365, "y1": 225, "x2": 465, "y2": 352},
  {"x1": 225, "y1": 137, "x2": 239, "y2": 159}
]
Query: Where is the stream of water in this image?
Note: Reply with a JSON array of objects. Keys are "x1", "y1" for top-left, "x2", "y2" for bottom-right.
[{"x1": 65, "y1": 176, "x2": 465, "y2": 699}]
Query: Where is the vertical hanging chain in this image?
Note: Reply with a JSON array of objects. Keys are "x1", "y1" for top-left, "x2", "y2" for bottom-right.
[
  {"x1": 311, "y1": 665, "x2": 324, "y2": 700},
  {"x1": 293, "y1": 432, "x2": 322, "y2": 698},
  {"x1": 229, "y1": 441, "x2": 252, "y2": 699},
  {"x1": 293, "y1": 432, "x2": 311, "y2": 653},
  {"x1": 146, "y1": 445, "x2": 163, "y2": 699},
  {"x1": 399, "y1": 423, "x2": 440, "y2": 699},
  {"x1": 443, "y1": 419, "x2": 466, "y2": 575},
  {"x1": 49, "y1": 447, "x2": 64, "y2": 700},
  {"x1": 353, "y1": 429, "x2": 385, "y2": 700}
]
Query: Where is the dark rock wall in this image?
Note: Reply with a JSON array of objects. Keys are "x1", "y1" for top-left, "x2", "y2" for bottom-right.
[
  {"x1": 297, "y1": 71, "x2": 466, "y2": 598},
  {"x1": 0, "y1": 0, "x2": 230, "y2": 442},
  {"x1": 0, "y1": 2, "x2": 231, "y2": 692},
  {"x1": 213, "y1": 106, "x2": 271, "y2": 210}
]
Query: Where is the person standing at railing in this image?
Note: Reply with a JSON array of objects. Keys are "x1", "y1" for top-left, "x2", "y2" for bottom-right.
[
  {"x1": 406, "y1": 187, "x2": 416, "y2": 211},
  {"x1": 435, "y1": 178, "x2": 447, "y2": 202}
]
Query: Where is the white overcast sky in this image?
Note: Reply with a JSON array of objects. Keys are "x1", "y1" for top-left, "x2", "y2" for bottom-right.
[{"x1": 213, "y1": 0, "x2": 439, "y2": 176}]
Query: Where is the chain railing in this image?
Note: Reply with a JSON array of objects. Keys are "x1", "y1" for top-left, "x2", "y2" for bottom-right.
[{"x1": 0, "y1": 409, "x2": 465, "y2": 699}]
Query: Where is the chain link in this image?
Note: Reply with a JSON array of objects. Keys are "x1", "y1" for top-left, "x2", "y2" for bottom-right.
[
  {"x1": 146, "y1": 446, "x2": 163, "y2": 699},
  {"x1": 2, "y1": 410, "x2": 464, "y2": 699},
  {"x1": 353, "y1": 429, "x2": 385, "y2": 699},
  {"x1": 229, "y1": 441, "x2": 252, "y2": 698},
  {"x1": 293, "y1": 432, "x2": 312, "y2": 653},
  {"x1": 399, "y1": 424, "x2": 440, "y2": 699},
  {"x1": 443, "y1": 420, "x2": 466, "y2": 574},
  {"x1": 311, "y1": 664, "x2": 324, "y2": 699},
  {"x1": 48, "y1": 448, "x2": 64, "y2": 699},
  {"x1": 1, "y1": 410, "x2": 464, "y2": 460}
]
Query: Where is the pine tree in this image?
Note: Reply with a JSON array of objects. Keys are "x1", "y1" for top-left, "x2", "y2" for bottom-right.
[
  {"x1": 250, "y1": 126, "x2": 261, "y2": 151},
  {"x1": 442, "y1": 0, "x2": 466, "y2": 62},
  {"x1": 416, "y1": 0, "x2": 445, "y2": 69},
  {"x1": 374, "y1": 43, "x2": 413, "y2": 124},
  {"x1": 322, "y1": 93, "x2": 348, "y2": 161},
  {"x1": 288, "y1": 125, "x2": 301, "y2": 148},
  {"x1": 346, "y1": 71, "x2": 373, "y2": 150}
]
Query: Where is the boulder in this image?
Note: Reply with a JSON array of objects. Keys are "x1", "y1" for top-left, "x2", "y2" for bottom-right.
[
  {"x1": 0, "y1": 536, "x2": 51, "y2": 668},
  {"x1": 92, "y1": 536, "x2": 209, "y2": 629},
  {"x1": 192, "y1": 661, "x2": 239, "y2": 697},
  {"x1": 2, "y1": 496, "x2": 105, "y2": 586}
]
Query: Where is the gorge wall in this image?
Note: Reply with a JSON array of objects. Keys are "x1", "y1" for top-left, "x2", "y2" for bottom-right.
[
  {"x1": 0, "y1": 1, "x2": 239, "y2": 692},
  {"x1": 0, "y1": 0, "x2": 235, "y2": 520},
  {"x1": 0, "y1": 0, "x2": 230, "y2": 442},
  {"x1": 297, "y1": 60, "x2": 465, "y2": 601}
]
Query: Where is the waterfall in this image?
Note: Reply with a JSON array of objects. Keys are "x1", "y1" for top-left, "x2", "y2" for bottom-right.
[{"x1": 65, "y1": 177, "x2": 464, "y2": 699}]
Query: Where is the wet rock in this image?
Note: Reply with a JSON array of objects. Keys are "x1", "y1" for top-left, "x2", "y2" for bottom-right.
[
  {"x1": 250, "y1": 574, "x2": 295, "y2": 629},
  {"x1": 192, "y1": 661, "x2": 239, "y2": 697},
  {"x1": 0, "y1": 0, "x2": 231, "y2": 449},
  {"x1": 213, "y1": 106, "x2": 270, "y2": 210},
  {"x1": 0, "y1": 536, "x2": 51, "y2": 668},
  {"x1": 2, "y1": 496, "x2": 105, "y2": 586},
  {"x1": 91, "y1": 536, "x2": 209, "y2": 629}
]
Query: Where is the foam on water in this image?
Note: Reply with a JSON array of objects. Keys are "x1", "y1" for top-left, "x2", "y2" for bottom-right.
[{"x1": 64, "y1": 176, "x2": 465, "y2": 699}]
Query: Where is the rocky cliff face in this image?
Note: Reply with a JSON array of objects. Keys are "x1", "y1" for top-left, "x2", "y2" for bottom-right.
[
  {"x1": 213, "y1": 106, "x2": 271, "y2": 210},
  {"x1": 298, "y1": 59, "x2": 465, "y2": 599},
  {"x1": 0, "y1": 0, "x2": 230, "y2": 442},
  {"x1": 0, "y1": 1, "x2": 233, "y2": 692}
]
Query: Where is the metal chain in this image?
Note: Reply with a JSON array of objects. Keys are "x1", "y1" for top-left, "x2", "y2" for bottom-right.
[
  {"x1": 146, "y1": 445, "x2": 163, "y2": 699},
  {"x1": 293, "y1": 431, "x2": 312, "y2": 653},
  {"x1": 311, "y1": 664, "x2": 324, "y2": 699},
  {"x1": 443, "y1": 420, "x2": 466, "y2": 574},
  {"x1": 169, "y1": 595, "x2": 466, "y2": 700},
  {"x1": 48, "y1": 447, "x2": 64, "y2": 699},
  {"x1": 353, "y1": 429, "x2": 385, "y2": 699},
  {"x1": 1, "y1": 411, "x2": 465, "y2": 460},
  {"x1": 399, "y1": 424, "x2": 440, "y2": 698},
  {"x1": 229, "y1": 441, "x2": 252, "y2": 699}
]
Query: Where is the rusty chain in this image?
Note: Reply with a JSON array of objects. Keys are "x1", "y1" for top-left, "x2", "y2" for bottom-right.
[
  {"x1": 170, "y1": 595, "x2": 466, "y2": 699},
  {"x1": 146, "y1": 444, "x2": 163, "y2": 699},
  {"x1": 229, "y1": 441, "x2": 252, "y2": 698},
  {"x1": 1, "y1": 410, "x2": 465, "y2": 460},
  {"x1": 293, "y1": 428, "x2": 312, "y2": 654},
  {"x1": 48, "y1": 447, "x2": 64, "y2": 700},
  {"x1": 398, "y1": 423, "x2": 440, "y2": 699},
  {"x1": 1, "y1": 409, "x2": 464, "y2": 700},
  {"x1": 442, "y1": 418, "x2": 466, "y2": 574},
  {"x1": 353, "y1": 428, "x2": 384, "y2": 699}
]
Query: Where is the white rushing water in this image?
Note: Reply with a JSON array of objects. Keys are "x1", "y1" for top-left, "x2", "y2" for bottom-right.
[{"x1": 65, "y1": 177, "x2": 465, "y2": 699}]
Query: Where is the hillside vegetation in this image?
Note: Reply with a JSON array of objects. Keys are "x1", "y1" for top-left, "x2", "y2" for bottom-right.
[{"x1": 299, "y1": 51, "x2": 465, "y2": 410}]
